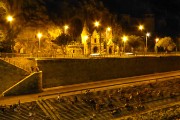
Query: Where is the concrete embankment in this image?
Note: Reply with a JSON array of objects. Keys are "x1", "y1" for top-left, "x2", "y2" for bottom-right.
[{"x1": 36, "y1": 56, "x2": 180, "y2": 88}]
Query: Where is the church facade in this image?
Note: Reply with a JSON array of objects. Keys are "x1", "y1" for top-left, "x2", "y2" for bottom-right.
[{"x1": 80, "y1": 22, "x2": 115, "y2": 55}]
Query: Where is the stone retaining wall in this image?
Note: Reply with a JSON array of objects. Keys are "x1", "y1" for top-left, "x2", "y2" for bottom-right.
[{"x1": 36, "y1": 56, "x2": 180, "y2": 88}]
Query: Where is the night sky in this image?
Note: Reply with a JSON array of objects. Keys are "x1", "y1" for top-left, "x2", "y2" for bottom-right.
[
  {"x1": 102, "y1": 0, "x2": 180, "y2": 16},
  {"x1": 102, "y1": 0, "x2": 180, "y2": 36},
  {"x1": 45, "y1": 0, "x2": 180, "y2": 37}
]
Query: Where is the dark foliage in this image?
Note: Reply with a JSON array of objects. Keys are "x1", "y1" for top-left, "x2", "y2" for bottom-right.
[{"x1": 52, "y1": 33, "x2": 73, "y2": 46}]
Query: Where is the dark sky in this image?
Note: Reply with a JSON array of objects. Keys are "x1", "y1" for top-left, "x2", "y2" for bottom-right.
[
  {"x1": 102, "y1": 0, "x2": 180, "y2": 36},
  {"x1": 102, "y1": 0, "x2": 180, "y2": 17}
]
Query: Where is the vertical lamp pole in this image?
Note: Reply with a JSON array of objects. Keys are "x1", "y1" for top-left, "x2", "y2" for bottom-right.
[
  {"x1": 106, "y1": 27, "x2": 111, "y2": 54},
  {"x1": 6, "y1": 15, "x2": 13, "y2": 52},
  {"x1": 122, "y1": 35, "x2": 128, "y2": 54},
  {"x1": 155, "y1": 38, "x2": 159, "y2": 54},
  {"x1": 64, "y1": 25, "x2": 69, "y2": 34},
  {"x1": 138, "y1": 25, "x2": 144, "y2": 32},
  {"x1": 7, "y1": 15, "x2": 13, "y2": 27},
  {"x1": 37, "y1": 33, "x2": 42, "y2": 52},
  {"x1": 146, "y1": 32, "x2": 150, "y2": 53},
  {"x1": 94, "y1": 21, "x2": 101, "y2": 54}
]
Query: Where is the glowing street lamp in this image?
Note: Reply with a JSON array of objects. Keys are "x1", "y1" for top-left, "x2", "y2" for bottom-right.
[
  {"x1": 106, "y1": 27, "x2": 111, "y2": 41},
  {"x1": 6, "y1": 15, "x2": 14, "y2": 52},
  {"x1": 94, "y1": 21, "x2": 102, "y2": 54},
  {"x1": 122, "y1": 35, "x2": 128, "y2": 53},
  {"x1": 7, "y1": 15, "x2": 13, "y2": 23},
  {"x1": 37, "y1": 32, "x2": 42, "y2": 51},
  {"x1": 145, "y1": 32, "x2": 150, "y2": 52},
  {"x1": 155, "y1": 38, "x2": 159, "y2": 54},
  {"x1": 155, "y1": 38, "x2": 159, "y2": 43},
  {"x1": 106, "y1": 27, "x2": 111, "y2": 32},
  {"x1": 64, "y1": 25, "x2": 69, "y2": 34},
  {"x1": 138, "y1": 25, "x2": 144, "y2": 31},
  {"x1": 94, "y1": 21, "x2": 100, "y2": 27}
]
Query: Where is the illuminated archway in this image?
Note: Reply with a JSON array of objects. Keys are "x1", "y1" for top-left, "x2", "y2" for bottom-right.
[{"x1": 109, "y1": 46, "x2": 112, "y2": 54}]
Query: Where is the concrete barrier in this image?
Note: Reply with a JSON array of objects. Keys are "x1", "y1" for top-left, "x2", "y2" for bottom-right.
[
  {"x1": 2, "y1": 71, "x2": 43, "y2": 96},
  {"x1": 36, "y1": 56, "x2": 180, "y2": 88}
]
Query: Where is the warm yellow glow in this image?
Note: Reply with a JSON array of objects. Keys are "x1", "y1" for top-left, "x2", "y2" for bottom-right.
[
  {"x1": 64, "y1": 25, "x2": 69, "y2": 30},
  {"x1": 146, "y1": 32, "x2": 150, "y2": 37},
  {"x1": 155, "y1": 38, "x2": 159, "y2": 43},
  {"x1": 107, "y1": 27, "x2": 111, "y2": 31},
  {"x1": 7, "y1": 15, "x2": 13, "y2": 22},
  {"x1": 84, "y1": 35, "x2": 88, "y2": 40},
  {"x1": 94, "y1": 21, "x2": 100, "y2": 27},
  {"x1": 37, "y1": 33, "x2": 42, "y2": 39},
  {"x1": 138, "y1": 25, "x2": 144, "y2": 31},
  {"x1": 82, "y1": 35, "x2": 88, "y2": 44},
  {"x1": 122, "y1": 36, "x2": 128, "y2": 42}
]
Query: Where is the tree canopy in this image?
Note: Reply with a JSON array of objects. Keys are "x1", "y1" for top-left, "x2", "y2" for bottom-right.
[
  {"x1": 156, "y1": 37, "x2": 176, "y2": 52},
  {"x1": 52, "y1": 33, "x2": 73, "y2": 54},
  {"x1": 0, "y1": 0, "x2": 117, "y2": 53},
  {"x1": 127, "y1": 35, "x2": 144, "y2": 51}
]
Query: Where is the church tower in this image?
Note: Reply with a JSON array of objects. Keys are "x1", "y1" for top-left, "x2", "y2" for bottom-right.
[
  {"x1": 90, "y1": 29, "x2": 100, "y2": 54},
  {"x1": 81, "y1": 21, "x2": 90, "y2": 55}
]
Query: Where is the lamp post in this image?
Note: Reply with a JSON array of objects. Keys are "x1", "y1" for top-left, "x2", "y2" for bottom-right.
[
  {"x1": 122, "y1": 35, "x2": 128, "y2": 53},
  {"x1": 106, "y1": 27, "x2": 111, "y2": 40},
  {"x1": 145, "y1": 32, "x2": 150, "y2": 52},
  {"x1": 6, "y1": 15, "x2": 14, "y2": 52},
  {"x1": 37, "y1": 33, "x2": 42, "y2": 51},
  {"x1": 106, "y1": 27, "x2": 111, "y2": 54},
  {"x1": 64, "y1": 25, "x2": 69, "y2": 34},
  {"x1": 94, "y1": 21, "x2": 101, "y2": 54},
  {"x1": 7, "y1": 15, "x2": 13, "y2": 25},
  {"x1": 138, "y1": 25, "x2": 144, "y2": 31},
  {"x1": 155, "y1": 38, "x2": 159, "y2": 54}
]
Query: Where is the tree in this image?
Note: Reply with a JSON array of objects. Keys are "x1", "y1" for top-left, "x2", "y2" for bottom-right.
[
  {"x1": 128, "y1": 35, "x2": 144, "y2": 52},
  {"x1": 52, "y1": 33, "x2": 73, "y2": 54},
  {"x1": 112, "y1": 24, "x2": 122, "y2": 45},
  {"x1": 156, "y1": 37, "x2": 176, "y2": 52}
]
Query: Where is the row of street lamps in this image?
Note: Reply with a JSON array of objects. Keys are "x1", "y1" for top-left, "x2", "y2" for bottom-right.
[
  {"x1": 37, "y1": 24, "x2": 69, "y2": 51},
  {"x1": 138, "y1": 24, "x2": 151, "y2": 52},
  {"x1": 121, "y1": 25, "x2": 151, "y2": 54},
  {"x1": 5, "y1": 15, "x2": 71, "y2": 52},
  {"x1": 6, "y1": 15, "x2": 43, "y2": 52},
  {"x1": 93, "y1": 22, "x2": 153, "y2": 54},
  {"x1": 5, "y1": 15, "x2": 156, "y2": 54}
]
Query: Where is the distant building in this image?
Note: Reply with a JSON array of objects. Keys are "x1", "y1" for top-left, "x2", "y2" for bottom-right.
[{"x1": 80, "y1": 22, "x2": 115, "y2": 55}]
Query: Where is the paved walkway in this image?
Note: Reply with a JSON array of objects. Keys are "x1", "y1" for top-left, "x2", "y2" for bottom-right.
[{"x1": 0, "y1": 70, "x2": 180, "y2": 105}]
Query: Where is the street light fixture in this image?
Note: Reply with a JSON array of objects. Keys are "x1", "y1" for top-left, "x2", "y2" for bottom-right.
[
  {"x1": 37, "y1": 32, "x2": 42, "y2": 51},
  {"x1": 64, "y1": 25, "x2": 69, "y2": 34},
  {"x1": 94, "y1": 21, "x2": 100, "y2": 27},
  {"x1": 106, "y1": 27, "x2": 111, "y2": 40},
  {"x1": 6, "y1": 15, "x2": 14, "y2": 52},
  {"x1": 138, "y1": 25, "x2": 144, "y2": 31},
  {"x1": 122, "y1": 35, "x2": 128, "y2": 53},
  {"x1": 145, "y1": 32, "x2": 150, "y2": 52},
  {"x1": 155, "y1": 38, "x2": 159, "y2": 54},
  {"x1": 106, "y1": 27, "x2": 111, "y2": 32},
  {"x1": 155, "y1": 38, "x2": 159, "y2": 43},
  {"x1": 7, "y1": 15, "x2": 13, "y2": 22},
  {"x1": 94, "y1": 21, "x2": 101, "y2": 54}
]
